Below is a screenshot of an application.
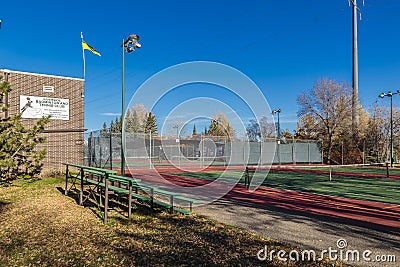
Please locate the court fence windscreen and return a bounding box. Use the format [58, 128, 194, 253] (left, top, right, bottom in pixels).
[84, 130, 323, 169]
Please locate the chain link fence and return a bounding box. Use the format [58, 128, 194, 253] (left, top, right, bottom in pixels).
[84, 130, 322, 169]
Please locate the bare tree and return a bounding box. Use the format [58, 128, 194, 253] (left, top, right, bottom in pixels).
[246, 116, 275, 142]
[246, 119, 260, 142]
[295, 114, 319, 140]
[297, 78, 352, 163]
[365, 103, 400, 163]
[259, 116, 275, 140]
[132, 103, 149, 133]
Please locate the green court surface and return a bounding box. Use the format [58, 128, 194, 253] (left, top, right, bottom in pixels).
[169, 169, 400, 205]
[307, 166, 400, 176]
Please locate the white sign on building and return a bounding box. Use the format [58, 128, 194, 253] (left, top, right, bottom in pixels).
[20, 95, 70, 120]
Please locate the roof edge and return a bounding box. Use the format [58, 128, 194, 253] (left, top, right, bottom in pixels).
[0, 69, 85, 81]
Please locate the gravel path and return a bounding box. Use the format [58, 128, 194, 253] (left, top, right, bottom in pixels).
[194, 199, 400, 267]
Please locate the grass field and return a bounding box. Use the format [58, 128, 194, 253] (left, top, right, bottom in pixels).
[169, 169, 400, 205]
[0, 177, 349, 266]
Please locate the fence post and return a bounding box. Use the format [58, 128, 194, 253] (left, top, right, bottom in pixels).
[292, 137, 296, 165]
[243, 142, 246, 167]
[178, 137, 181, 168]
[245, 166, 249, 188]
[321, 140, 324, 164]
[342, 141, 344, 165]
[92, 135, 96, 167]
[201, 134, 204, 169]
[363, 139, 366, 164]
[386, 162, 389, 178]
[277, 140, 281, 165]
[88, 134, 93, 167]
[99, 144, 102, 168]
[149, 131, 152, 169]
[109, 132, 113, 170]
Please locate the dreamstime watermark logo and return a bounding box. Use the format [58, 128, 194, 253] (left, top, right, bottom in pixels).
[123, 61, 275, 205]
[257, 238, 397, 263]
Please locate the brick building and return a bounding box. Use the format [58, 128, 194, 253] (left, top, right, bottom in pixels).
[0, 69, 85, 171]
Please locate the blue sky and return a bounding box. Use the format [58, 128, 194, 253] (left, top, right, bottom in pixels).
[1, 0, 399, 135]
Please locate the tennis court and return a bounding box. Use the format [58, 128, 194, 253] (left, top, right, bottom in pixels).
[166, 165, 400, 205]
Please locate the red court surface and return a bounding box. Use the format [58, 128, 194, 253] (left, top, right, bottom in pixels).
[128, 166, 400, 232]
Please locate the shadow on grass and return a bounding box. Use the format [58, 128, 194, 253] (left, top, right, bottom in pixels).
[57, 186, 163, 222]
[0, 201, 6, 216]
[53, 185, 352, 266]
[109, 213, 288, 266]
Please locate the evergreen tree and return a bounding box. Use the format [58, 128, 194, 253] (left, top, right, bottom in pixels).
[100, 122, 109, 137]
[110, 121, 116, 133]
[101, 104, 149, 134]
[208, 119, 220, 136]
[144, 112, 158, 135]
[125, 108, 135, 132]
[132, 109, 141, 132]
[0, 76, 50, 184]
[0, 76, 11, 112]
[116, 116, 122, 133]
[112, 116, 122, 133]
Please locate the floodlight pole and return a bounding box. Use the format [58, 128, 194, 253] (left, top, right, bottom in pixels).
[121, 38, 126, 176]
[390, 95, 393, 167]
[173, 124, 179, 139]
[120, 34, 141, 176]
[379, 90, 400, 167]
[277, 111, 280, 140]
[271, 109, 281, 140]
[272, 109, 281, 165]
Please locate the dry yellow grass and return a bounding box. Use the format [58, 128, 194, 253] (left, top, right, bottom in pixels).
[0, 177, 349, 267]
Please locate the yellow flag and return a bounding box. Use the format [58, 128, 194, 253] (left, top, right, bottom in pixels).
[82, 40, 101, 56]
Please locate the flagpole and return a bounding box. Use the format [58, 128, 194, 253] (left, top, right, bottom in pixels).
[81, 32, 86, 80]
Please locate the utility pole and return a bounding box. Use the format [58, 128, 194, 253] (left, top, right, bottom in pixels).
[349, 0, 364, 135]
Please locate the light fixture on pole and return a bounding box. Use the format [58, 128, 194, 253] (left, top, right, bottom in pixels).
[378, 90, 400, 167]
[121, 34, 141, 176]
[271, 109, 281, 140]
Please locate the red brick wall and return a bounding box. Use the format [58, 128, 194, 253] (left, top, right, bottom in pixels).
[1, 70, 85, 171]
